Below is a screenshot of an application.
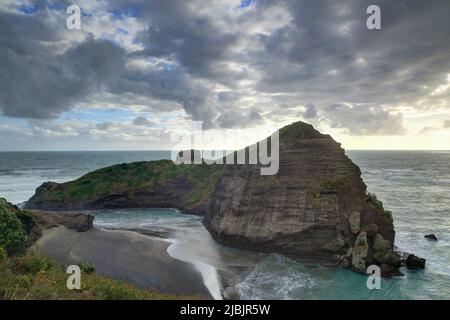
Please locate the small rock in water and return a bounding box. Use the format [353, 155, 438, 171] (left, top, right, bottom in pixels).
[424, 234, 438, 241]
[406, 254, 426, 269]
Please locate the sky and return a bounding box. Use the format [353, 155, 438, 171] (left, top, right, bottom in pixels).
[0, 0, 449, 151]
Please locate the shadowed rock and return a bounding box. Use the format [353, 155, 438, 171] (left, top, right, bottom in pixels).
[425, 234, 438, 241]
[406, 254, 426, 269]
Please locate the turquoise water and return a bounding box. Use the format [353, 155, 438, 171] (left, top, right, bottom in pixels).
[90, 207, 450, 300]
[1, 151, 449, 299]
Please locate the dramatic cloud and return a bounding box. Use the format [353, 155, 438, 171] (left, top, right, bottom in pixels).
[303, 104, 317, 119]
[0, 0, 450, 151]
[322, 104, 406, 135]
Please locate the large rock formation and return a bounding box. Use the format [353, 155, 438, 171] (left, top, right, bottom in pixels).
[204, 121, 398, 272]
[26, 121, 410, 275]
[25, 161, 224, 215]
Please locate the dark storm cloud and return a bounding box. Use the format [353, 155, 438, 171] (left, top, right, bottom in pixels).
[0, 5, 217, 126]
[0, 23, 126, 119]
[0, 0, 449, 134]
[217, 108, 263, 128]
[111, 0, 238, 79]
[254, 0, 450, 107]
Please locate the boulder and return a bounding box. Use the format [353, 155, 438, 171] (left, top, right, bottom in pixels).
[384, 250, 402, 268]
[35, 212, 94, 232]
[348, 211, 361, 234]
[424, 234, 438, 241]
[373, 250, 387, 264]
[373, 233, 391, 252]
[352, 232, 369, 273]
[380, 263, 404, 278]
[406, 254, 426, 269]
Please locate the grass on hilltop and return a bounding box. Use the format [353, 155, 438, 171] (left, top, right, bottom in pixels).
[45, 160, 224, 205]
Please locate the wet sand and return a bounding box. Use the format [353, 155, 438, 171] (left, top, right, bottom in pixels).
[32, 226, 212, 298]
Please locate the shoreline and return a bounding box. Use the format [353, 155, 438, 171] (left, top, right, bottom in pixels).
[31, 226, 214, 299]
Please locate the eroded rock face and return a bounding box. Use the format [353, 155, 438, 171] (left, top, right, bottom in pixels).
[204, 121, 396, 269]
[352, 232, 369, 273]
[35, 212, 94, 232]
[349, 211, 361, 234]
[373, 234, 391, 252]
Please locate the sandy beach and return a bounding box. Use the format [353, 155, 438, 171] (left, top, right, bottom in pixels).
[31, 226, 212, 298]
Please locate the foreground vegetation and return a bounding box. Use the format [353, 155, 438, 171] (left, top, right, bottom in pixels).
[0, 254, 199, 300]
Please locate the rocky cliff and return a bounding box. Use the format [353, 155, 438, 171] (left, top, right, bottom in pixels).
[204, 122, 400, 275]
[25, 160, 224, 215]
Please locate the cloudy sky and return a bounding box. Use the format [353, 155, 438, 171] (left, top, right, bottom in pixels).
[0, 0, 449, 151]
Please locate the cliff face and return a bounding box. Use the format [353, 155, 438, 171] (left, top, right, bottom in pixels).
[204, 122, 398, 273]
[25, 161, 224, 215]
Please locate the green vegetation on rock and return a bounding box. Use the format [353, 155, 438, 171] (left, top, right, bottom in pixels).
[46, 160, 224, 204]
[0, 199, 27, 253]
[279, 121, 321, 142]
[367, 193, 393, 223]
[0, 246, 7, 262]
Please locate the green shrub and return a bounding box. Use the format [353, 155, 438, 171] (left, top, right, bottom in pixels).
[15, 210, 37, 234]
[0, 254, 203, 300]
[14, 254, 52, 275]
[0, 246, 7, 262]
[80, 262, 96, 274]
[367, 193, 393, 223]
[0, 199, 27, 253]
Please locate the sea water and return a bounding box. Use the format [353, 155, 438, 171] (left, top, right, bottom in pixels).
[1, 150, 449, 299]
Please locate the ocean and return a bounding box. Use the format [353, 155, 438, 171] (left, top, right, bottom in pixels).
[1, 150, 449, 299]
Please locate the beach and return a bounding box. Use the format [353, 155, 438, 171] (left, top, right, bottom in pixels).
[31, 226, 212, 298]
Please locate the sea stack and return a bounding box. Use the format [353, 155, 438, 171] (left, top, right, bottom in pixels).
[204, 121, 398, 274]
